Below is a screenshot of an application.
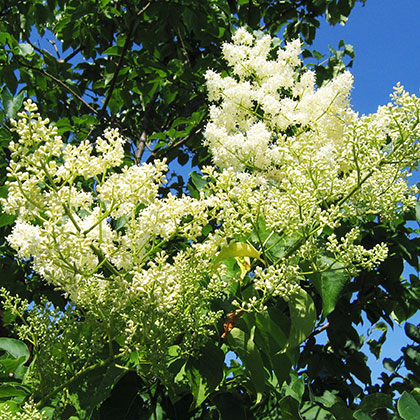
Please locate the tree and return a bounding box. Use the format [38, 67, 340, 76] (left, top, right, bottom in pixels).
[0, 0, 358, 301]
[2, 1, 420, 419]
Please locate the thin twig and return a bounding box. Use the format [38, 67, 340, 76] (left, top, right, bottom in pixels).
[48, 39, 62, 61]
[176, 27, 191, 67]
[99, 32, 133, 118]
[135, 129, 148, 164]
[149, 126, 202, 162]
[14, 56, 98, 115]
[35, 352, 124, 408]
[311, 322, 330, 336]
[64, 46, 82, 62]
[134, 91, 158, 164]
[99, 2, 151, 118]
[137, 1, 151, 16]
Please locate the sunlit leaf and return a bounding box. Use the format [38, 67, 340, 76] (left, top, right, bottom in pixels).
[398, 392, 420, 420]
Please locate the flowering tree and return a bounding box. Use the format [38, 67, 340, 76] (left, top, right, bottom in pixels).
[1, 26, 420, 418]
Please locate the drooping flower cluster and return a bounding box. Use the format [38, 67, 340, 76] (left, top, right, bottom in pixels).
[204, 28, 420, 248]
[1, 101, 226, 369]
[2, 28, 420, 374]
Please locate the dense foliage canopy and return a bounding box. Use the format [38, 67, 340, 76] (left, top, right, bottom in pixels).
[1, 1, 420, 419]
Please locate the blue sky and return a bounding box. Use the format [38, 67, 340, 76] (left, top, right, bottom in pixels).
[313, 0, 420, 115]
[312, 0, 420, 383]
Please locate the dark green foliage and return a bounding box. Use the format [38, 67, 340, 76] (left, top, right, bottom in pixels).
[3, 1, 420, 419]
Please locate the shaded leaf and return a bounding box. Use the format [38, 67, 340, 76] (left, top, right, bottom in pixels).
[359, 393, 394, 413]
[405, 323, 420, 344]
[353, 410, 373, 420]
[288, 289, 316, 348]
[310, 257, 349, 315]
[186, 343, 224, 407]
[228, 325, 267, 399]
[0, 338, 30, 363]
[278, 395, 302, 420]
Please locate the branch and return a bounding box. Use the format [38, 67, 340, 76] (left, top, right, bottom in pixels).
[48, 39, 62, 61]
[63, 46, 82, 63]
[99, 2, 151, 118]
[311, 322, 330, 337]
[176, 27, 191, 68]
[221, 310, 244, 339]
[148, 125, 203, 163]
[135, 129, 148, 164]
[134, 91, 158, 164]
[14, 56, 98, 115]
[26, 40, 57, 62]
[260, 1, 301, 31]
[136, 1, 151, 16]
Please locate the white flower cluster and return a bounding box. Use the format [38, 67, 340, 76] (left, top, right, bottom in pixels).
[0, 401, 47, 420]
[205, 29, 419, 226]
[203, 28, 420, 277]
[327, 228, 389, 274]
[254, 264, 301, 298]
[205, 27, 354, 173]
[2, 29, 420, 371]
[1, 101, 224, 366]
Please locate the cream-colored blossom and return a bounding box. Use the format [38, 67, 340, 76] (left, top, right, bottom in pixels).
[3, 29, 420, 379]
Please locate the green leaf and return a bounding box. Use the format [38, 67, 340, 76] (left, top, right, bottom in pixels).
[103, 45, 121, 56]
[254, 311, 288, 353]
[186, 343, 224, 407]
[0, 338, 30, 363]
[398, 392, 420, 420]
[228, 325, 267, 399]
[405, 323, 420, 344]
[1, 90, 25, 119]
[383, 357, 400, 373]
[0, 213, 16, 227]
[359, 393, 394, 414]
[0, 356, 27, 377]
[288, 289, 316, 348]
[415, 201, 420, 224]
[0, 383, 30, 398]
[84, 365, 126, 417]
[367, 322, 388, 360]
[252, 311, 292, 384]
[1, 65, 18, 95]
[17, 43, 34, 57]
[283, 372, 305, 403]
[353, 410, 373, 420]
[0, 400, 19, 415]
[313, 391, 354, 420]
[188, 171, 207, 194]
[310, 258, 349, 316]
[213, 392, 249, 420]
[213, 241, 264, 270]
